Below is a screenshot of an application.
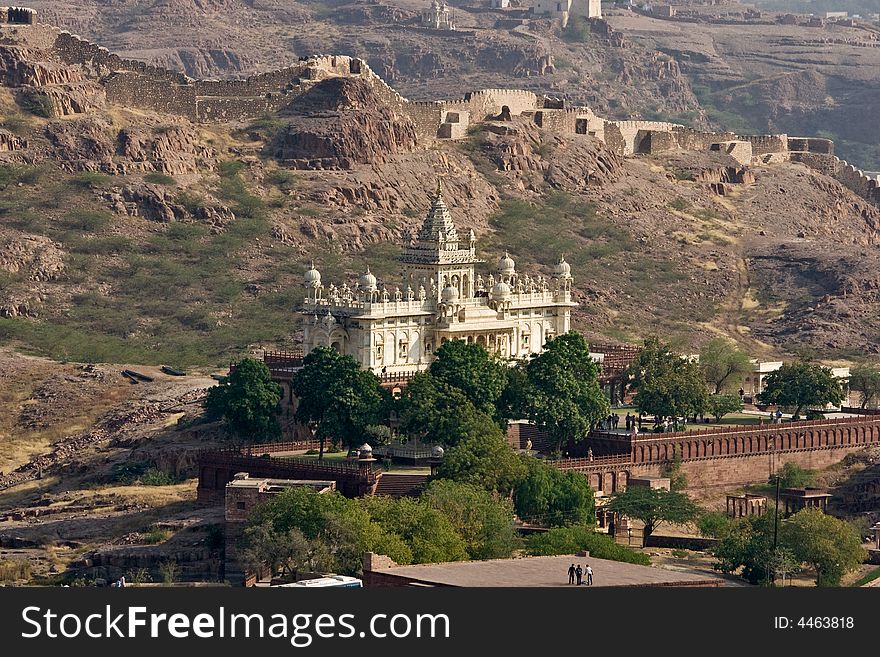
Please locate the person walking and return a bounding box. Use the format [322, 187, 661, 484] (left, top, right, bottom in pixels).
[575, 564, 583, 586]
[586, 564, 593, 586]
[568, 563, 576, 585]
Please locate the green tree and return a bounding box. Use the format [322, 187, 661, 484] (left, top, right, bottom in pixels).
[428, 340, 509, 423]
[518, 332, 610, 453]
[292, 347, 389, 459]
[363, 496, 469, 564]
[757, 361, 844, 420]
[849, 364, 880, 409]
[514, 457, 595, 527]
[706, 394, 744, 422]
[712, 513, 776, 585]
[699, 338, 752, 394]
[524, 524, 650, 565]
[249, 487, 411, 576]
[628, 336, 708, 424]
[606, 486, 701, 538]
[782, 509, 866, 587]
[436, 430, 527, 495]
[422, 479, 520, 560]
[398, 373, 493, 447]
[775, 462, 814, 489]
[204, 358, 281, 440]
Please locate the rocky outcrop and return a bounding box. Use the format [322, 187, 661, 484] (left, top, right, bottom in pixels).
[102, 185, 235, 227]
[268, 77, 418, 170]
[0, 233, 65, 282]
[0, 129, 26, 152]
[116, 126, 215, 175]
[478, 119, 623, 191]
[20, 81, 106, 116]
[0, 45, 82, 87]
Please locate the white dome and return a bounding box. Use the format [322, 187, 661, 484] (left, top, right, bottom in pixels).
[499, 252, 516, 276]
[441, 285, 460, 303]
[554, 255, 571, 278]
[304, 262, 321, 288]
[490, 281, 512, 301]
[359, 267, 377, 290]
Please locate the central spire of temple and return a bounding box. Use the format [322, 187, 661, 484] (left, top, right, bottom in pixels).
[415, 178, 458, 247]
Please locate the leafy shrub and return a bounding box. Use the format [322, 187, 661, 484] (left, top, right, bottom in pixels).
[69, 171, 112, 189]
[265, 169, 297, 190]
[144, 526, 171, 544]
[141, 468, 176, 486]
[19, 91, 55, 118]
[525, 524, 651, 565]
[63, 209, 112, 232]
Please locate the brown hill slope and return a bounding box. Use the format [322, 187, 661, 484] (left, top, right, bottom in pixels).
[0, 25, 879, 367]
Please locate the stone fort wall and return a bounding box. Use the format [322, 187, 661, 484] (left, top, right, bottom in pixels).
[6, 17, 879, 206]
[554, 416, 880, 494]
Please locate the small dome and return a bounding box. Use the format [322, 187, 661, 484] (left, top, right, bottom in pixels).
[441, 285, 460, 304]
[490, 281, 512, 301]
[358, 443, 373, 459]
[431, 445, 445, 459]
[304, 261, 321, 288]
[359, 267, 377, 291]
[554, 255, 572, 278]
[498, 252, 516, 276]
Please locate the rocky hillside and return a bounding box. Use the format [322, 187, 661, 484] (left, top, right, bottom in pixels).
[1, 22, 879, 368]
[606, 10, 880, 171]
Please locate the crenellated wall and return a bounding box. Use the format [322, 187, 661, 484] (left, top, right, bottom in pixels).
[6, 17, 878, 206]
[789, 152, 880, 205]
[552, 416, 880, 494]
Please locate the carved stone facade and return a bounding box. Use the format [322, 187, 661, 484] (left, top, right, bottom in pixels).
[421, 0, 455, 30]
[302, 182, 576, 375]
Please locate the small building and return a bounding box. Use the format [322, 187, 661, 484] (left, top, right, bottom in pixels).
[653, 5, 675, 18]
[421, 0, 455, 30]
[531, 0, 601, 27]
[225, 473, 335, 522]
[628, 475, 671, 491]
[778, 487, 832, 518]
[490, 0, 510, 8]
[726, 493, 767, 518]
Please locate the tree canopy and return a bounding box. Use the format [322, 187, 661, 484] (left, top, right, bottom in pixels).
[756, 361, 844, 419]
[706, 394, 744, 423]
[514, 457, 595, 527]
[204, 357, 281, 441]
[628, 336, 708, 422]
[398, 372, 494, 447]
[606, 486, 701, 538]
[515, 332, 610, 453]
[422, 479, 520, 560]
[525, 524, 650, 565]
[435, 428, 527, 495]
[291, 346, 389, 458]
[782, 509, 866, 587]
[699, 338, 752, 394]
[849, 364, 880, 409]
[712, 508, 865, 586]
[428, 340, 509, 423]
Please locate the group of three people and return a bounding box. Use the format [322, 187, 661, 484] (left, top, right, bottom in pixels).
[567, 563, 593, 586]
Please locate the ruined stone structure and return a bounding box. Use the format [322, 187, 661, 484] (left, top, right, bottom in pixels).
[552, 415, 880, 495]
[302, 182, 576, 375]
[421, 0, 456, 30]
[3, 16, 877, 208]
[532, 0, 602, 26]
[0, 6, 36, 24]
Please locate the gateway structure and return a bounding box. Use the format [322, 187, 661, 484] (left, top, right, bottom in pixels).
[302, 183, 576, 375]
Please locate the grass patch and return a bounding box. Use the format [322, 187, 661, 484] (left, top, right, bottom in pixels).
[144, 526, 171, 544]
[68, 171, 113, 190]
[62, 209, 113, 232]
[144, 172, 177, 186]
[851, 565, 880, 587]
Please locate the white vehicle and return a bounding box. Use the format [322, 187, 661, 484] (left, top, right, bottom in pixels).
[276, 576, 363, 588]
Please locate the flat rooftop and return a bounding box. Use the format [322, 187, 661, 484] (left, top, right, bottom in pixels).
[368, 554, 726, 588]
